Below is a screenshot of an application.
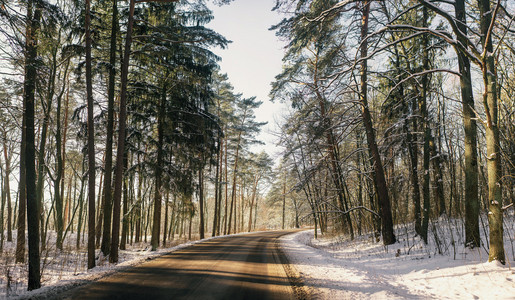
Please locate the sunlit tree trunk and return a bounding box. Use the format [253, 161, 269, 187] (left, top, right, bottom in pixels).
[478, 0, 505, 264]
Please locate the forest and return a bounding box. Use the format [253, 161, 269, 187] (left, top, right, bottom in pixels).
[0, 0, 514, 293]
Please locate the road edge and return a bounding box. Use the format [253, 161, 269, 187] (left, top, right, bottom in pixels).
[275, 237, 311, 300]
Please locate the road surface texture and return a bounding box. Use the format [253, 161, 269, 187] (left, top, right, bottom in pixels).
[60, 231, 305, 300]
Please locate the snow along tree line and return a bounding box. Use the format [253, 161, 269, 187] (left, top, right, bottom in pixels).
[0, 0, 279, 290]
[270, 0, 514, 265]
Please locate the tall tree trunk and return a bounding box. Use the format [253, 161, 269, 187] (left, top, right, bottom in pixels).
[120, 165, 128, 250]
[359, 1, 395, 245]
[16, 93, 26, 263]
[35, 89, 51, 251]
[282, 176, 286, 230]
[76, 158, 86, 249]
[54, 62, 66, 250]
[163, 191, 169, 246]
[212, 137, 221, 237]
[420, 6, 431, 244]
[111, 0, 135, 263]
[478, 0, 505, 264]
[227, 132, 242, 235]
[101, 0, 119, 257]
[199, 165, 205, 239]
[135, 156, 142, 243]
[454, 0, 480, 248]
[248, 174, 259, 232]
[24, 0, 42, 289]
[3, 139, 13, 242]
[1, 166, 4, 251]
[430, 135, 445, 216]
[85, 0, 96, 270]
[223, 136, 229, 235]
[95, 169, 104, 247]
[151, 87, 166, 250]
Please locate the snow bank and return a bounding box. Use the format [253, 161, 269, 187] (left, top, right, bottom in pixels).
[281, 226, 515, 299]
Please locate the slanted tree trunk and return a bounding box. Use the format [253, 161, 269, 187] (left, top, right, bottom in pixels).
[359, 0, 395, 245]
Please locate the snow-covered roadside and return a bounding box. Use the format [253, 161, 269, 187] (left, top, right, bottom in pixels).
[280, 229, 515, 299]
[3, 231, 260, 300]
[4, 238, 206, 300]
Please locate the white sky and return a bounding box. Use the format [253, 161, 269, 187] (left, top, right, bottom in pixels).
[206, 0, 288, 158]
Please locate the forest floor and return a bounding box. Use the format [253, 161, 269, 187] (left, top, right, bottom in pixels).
[280, 211, 515, 299]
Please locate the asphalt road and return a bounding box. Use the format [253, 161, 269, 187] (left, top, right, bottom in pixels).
[61, 231, 298, 300]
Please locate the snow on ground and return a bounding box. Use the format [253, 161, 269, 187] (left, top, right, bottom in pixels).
[0, 232, 228, 300]
[281, 214, 515, 299]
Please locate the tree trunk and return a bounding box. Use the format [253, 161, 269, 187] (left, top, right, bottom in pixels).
[454, 0, 480, 248]
[420, 6, 431, 245]
[3, 139, 13, 242]
[54, 63, 66, 250]
[359, 1, 395, 245]
[151, 86, 166, 250]
[478, 0, 505, 264]
[223, 136, 229, 235]
[120, 169, 128, 250]
[227, 132, 242, 235]
[163, 191, 169, 246]
[199, 165, 205, 239]
[101, 0, 119, 257]
[248, 174, 259, 232]
[76, 158, 86, 249]
[282, 175, 286, 230]
[110, 0, 135, 263]
[212, 136, 222, 237]
[85, 0, 96, 270]
[16, 97, 27, 263]
[24, 0, 42, 289]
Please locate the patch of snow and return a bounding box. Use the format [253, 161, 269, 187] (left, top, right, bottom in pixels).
[281, 214, 515, 299]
